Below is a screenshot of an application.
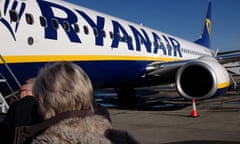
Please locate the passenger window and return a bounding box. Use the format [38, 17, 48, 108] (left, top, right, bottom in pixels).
[63, 21, 70, 31]
[129, 36, 132, 42]
[52, 18, 59, 29]
[93, 27, 98, 37]
[25, 13, 34, 25]
[109, 31, 113, 39]
[102, 30, 106, 38]
[83, 25, 89, 35]
[74, 23, 80, 33]
[40, 16, 47, 27]
[9, 10, 18, 22]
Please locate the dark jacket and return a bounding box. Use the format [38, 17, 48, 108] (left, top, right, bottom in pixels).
[13, 110, 138, 144]
[2, 96, 41, 144]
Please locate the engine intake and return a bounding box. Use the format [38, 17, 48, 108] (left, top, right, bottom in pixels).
[176, 57, 230, 100]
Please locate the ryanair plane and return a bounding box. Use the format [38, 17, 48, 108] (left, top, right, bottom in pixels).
[0, 0, 239, 101]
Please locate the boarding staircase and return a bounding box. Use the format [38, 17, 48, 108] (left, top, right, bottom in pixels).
[0, 55, 21, 114]
[0, 78, 9, 113]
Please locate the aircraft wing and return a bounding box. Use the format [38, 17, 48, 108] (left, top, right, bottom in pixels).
[147, 50, 240, 77]
[216, 50, 240, 64]
[146, 60, 190, 77]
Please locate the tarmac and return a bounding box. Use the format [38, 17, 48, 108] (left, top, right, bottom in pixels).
[95, 87, 240, 144]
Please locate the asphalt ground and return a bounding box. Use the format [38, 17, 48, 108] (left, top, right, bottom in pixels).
[95, 87, 240, 144]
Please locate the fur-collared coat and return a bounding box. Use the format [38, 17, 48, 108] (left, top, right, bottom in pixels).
[30, 114, 139, 144]
[31, 115, 112, 144]
[14, 110, 138, 144]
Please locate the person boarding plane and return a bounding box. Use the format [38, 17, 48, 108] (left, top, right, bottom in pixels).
[0, 0, 239, 106]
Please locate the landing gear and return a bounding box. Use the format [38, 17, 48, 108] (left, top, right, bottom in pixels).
[116, 87, 136, 103]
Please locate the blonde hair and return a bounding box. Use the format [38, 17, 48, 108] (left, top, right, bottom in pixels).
[33, 62, 94, 119]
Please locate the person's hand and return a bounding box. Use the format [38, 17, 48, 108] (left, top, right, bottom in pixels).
[19, 89, 34, 99]
[19, 83, 34, 99]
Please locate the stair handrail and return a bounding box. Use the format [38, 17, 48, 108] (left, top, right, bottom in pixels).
[0, 54, 21, 89]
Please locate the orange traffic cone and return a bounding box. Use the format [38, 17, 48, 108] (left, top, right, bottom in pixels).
[191, 98, 199, 117]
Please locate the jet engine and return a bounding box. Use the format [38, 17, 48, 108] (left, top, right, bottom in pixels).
[176, 57, 230, 100]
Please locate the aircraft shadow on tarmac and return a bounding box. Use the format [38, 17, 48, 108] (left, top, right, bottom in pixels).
[94, 88, 190, 111]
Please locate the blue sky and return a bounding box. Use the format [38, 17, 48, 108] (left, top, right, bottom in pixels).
[65, 0, 240, 52]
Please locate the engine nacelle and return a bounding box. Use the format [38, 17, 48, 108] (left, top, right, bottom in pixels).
[176, 57, 230, 100]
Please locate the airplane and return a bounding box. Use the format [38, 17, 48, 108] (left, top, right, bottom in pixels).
[223, 60, 240, 89]
[0, 0, 240, 104]
[224, 61, 240, 75]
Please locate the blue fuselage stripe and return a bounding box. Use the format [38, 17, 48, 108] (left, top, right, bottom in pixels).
[0, 61, 151, 91]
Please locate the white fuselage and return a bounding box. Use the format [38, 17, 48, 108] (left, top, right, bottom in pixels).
[0, 0, 212, 64]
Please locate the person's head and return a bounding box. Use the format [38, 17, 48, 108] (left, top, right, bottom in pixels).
[19, 78, 35, 99]
[33, 62, 94, 120]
